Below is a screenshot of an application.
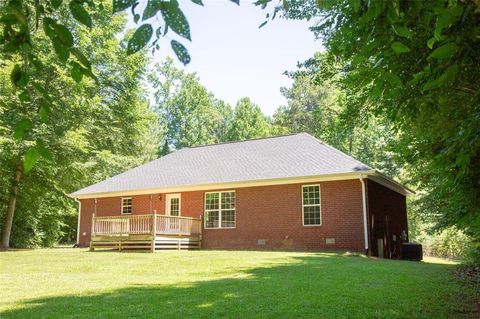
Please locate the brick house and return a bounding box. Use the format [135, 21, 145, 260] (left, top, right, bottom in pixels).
[71, 133, 412, 257]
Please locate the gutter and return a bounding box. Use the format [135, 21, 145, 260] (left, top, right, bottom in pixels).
[359, 175, 369, 256]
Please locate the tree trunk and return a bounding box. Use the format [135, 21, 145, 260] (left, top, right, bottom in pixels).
[1, 164, 23, 249]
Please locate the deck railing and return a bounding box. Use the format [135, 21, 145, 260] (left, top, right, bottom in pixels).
[92, 214, 202, 236]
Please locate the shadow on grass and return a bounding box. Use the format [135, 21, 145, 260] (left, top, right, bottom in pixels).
[2, 255, 469, 319]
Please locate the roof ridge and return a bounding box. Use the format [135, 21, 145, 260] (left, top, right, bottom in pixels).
[178, 133, 304, 150]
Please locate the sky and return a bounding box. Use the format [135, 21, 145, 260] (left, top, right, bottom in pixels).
[150, 1, 322, 116]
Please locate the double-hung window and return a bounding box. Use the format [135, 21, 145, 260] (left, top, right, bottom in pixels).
[205, 191, 235, 228]
[121, 197, 132, 215]
[302, 185, 321, 226]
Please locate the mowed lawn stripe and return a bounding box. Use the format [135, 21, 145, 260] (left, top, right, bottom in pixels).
[0, 249, 470, 318]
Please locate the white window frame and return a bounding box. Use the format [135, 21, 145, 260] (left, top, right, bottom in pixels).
[121, 197, 132, 215]
[165, 193, 181, 216]
[302, 184, 322, 226]
[204, 190, 236, 229]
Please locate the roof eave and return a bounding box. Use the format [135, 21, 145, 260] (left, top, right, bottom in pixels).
[70, 171, 375, 199]
[363, 170, 415, 196]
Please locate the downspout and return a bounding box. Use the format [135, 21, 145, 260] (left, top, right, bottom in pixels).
[359, 175, 369, 256]
[74, 198, 81, 246]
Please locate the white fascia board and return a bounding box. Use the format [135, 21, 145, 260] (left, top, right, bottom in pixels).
[71, 171, 376, 199]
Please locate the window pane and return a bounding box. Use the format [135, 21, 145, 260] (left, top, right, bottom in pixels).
[122, 198, 132, 214]
[205, 193, 219, 210]
[303, 205, 321, 225]
[206, 211, 219, 228]
[205, 192, 236, 228]
[221, 209, 235, 228]
[170, 198, 179, 216]
[303, 186, 320, 205]
[221, 192, 235, 210]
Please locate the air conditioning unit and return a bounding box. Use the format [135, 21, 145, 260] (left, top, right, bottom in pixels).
[401, 243, 423, 261]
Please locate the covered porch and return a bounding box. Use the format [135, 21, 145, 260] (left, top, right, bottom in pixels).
[90, 214, 202, 252]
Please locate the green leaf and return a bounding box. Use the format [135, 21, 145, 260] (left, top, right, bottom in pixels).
[18, 90, 30, 102]
[52, 37, 70, 63]
[428, 42, 459, 60]
[171, 40, 191, 65]
[13, 119, 32, 140]
[259, 20, 268, 28]
[0, 14, 18, 25]
[36, 139, 53, 160]
[24, 147, 40, 173]
[133, 13, 140, 23]
[53, 23, 74, 47]
[71, 47, 91, 69]
[69, 1, 92, 28]
[143, 0, 161, 21]
[434, 6, 464, 39]
[10, 64, 22, 86]
[79, 65, 99, 83]
[422, 78, 441, 92]
[51, 0, 63, 9]
[127, 24, 153, 55]
[391, 41, 411, 54]
[33, 83, 53, 103]
[392, 25, 411, 38]
[384, 72, 403, 88]
[359, 1, 383, 26]
[39, 101, 50, 122]
[43, 17, 56, 38]
[422, 64, 460, 91]
[160, 1, 191, 41]
[29, 54, 45, 71]
[230, 0, 240, 5]
[10, 65, 28, 88]
[191, 0, 203, 5]
[113, 0, 134, 13]
[71, 62, 83, 83]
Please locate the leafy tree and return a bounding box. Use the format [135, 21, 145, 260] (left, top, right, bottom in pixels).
[227, 97, 271, 141]
[0, 4, 159, 248]
[274, 55, 401, 177]
[268, 0, 480, 259]
[150, 59, 233, 151]
[1, 0, 239, 171]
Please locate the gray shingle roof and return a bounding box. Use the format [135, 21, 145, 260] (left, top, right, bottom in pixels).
[71, 133, 373, 197]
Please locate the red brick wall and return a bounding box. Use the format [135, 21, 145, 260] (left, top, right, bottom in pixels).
[367, 179, 408, 258]
[78, 179, 366, 251]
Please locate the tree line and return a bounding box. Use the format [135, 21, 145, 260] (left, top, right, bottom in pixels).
[1, 0, 478, 262]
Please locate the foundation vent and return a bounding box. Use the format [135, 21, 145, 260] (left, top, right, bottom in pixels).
[325, 238, 335, 245]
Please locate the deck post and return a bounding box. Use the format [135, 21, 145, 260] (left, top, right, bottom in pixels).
[199, 214, 203, 249]
[151, 213, 157, 253]
[89, 213, 96, 251]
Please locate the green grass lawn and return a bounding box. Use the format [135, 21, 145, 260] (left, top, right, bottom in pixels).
[0, 249, 475, 318]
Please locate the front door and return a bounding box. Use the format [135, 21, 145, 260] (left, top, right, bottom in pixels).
[166, 194, 181, 216]
[165, 194, 181, 232]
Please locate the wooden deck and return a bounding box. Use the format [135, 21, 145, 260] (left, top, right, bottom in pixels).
[89, 214, 202, 252]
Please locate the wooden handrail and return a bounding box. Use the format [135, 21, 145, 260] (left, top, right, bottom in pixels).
[92, 214, 201, 236]
[94, 213, 153, 219]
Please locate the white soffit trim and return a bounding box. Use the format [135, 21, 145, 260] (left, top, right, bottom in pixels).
[72, 171, 376, 199]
